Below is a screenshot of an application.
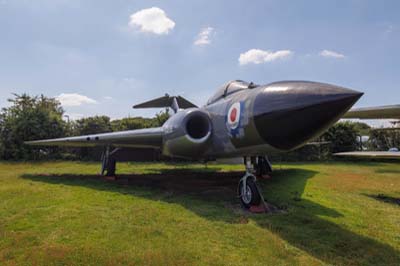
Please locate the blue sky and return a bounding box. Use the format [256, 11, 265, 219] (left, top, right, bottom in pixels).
[0, 0, 399, 122]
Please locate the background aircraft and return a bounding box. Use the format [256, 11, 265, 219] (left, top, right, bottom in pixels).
[26, 80, 397, 209]
[337, 105, 400, 160]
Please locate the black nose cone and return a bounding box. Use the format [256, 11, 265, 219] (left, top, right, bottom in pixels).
[253, 81, 363, 151]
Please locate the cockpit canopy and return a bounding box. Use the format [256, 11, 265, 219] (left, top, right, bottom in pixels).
[207, 80, 258, 105]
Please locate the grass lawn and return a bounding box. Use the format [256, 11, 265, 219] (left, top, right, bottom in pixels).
[0, 161, 399, 265]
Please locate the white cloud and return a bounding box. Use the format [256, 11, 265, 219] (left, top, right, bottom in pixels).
[194, 27, 214, 46]
[56, 93, 97, 107]
[103, 96, 113, 100]
[386, 25, 394, 34]
[319, 49, 345, 59]
[129, 7, 175, 35]
[239, 49, 293, 65]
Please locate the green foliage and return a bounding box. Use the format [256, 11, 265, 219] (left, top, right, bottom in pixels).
[0, 94, 66, 160]
[111, 117, 156, 131]
[322, 121, 360, 153]
[72, 116, 112, 135]
[154, 108, 170, 126]
[368, 129, 400, 151]
[110, 110, 170, 131]
[352, 121, 371, 135]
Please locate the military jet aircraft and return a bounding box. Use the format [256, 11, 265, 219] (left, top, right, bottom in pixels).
[27, 80, 390, 208]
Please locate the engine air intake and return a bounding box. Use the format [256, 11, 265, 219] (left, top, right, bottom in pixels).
[186, 113, 211, 140]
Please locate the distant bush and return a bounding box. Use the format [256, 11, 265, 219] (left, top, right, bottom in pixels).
[322, 121, 360, 153]
[368, 129, 400, 151]
[0, 94, 66, 160]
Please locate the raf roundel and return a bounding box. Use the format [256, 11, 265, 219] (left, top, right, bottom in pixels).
[230, 108, 237, 122]
[227, 102, 241, 129]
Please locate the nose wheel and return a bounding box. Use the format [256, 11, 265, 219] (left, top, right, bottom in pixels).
[238, 173, 261, 208]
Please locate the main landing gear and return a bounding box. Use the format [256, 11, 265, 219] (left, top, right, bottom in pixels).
[101, 146, 119, 177]
[238, 156, 272, 211]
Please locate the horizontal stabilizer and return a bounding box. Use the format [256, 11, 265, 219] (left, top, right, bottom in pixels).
[133, 94, 197, 111]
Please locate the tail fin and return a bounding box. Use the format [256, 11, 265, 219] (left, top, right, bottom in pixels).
[133, 94, 197, 113]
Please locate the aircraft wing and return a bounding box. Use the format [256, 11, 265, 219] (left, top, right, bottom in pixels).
[343, 105, 400, 119]
[334, 151, 400, 160]
[25, 127, 164, 148]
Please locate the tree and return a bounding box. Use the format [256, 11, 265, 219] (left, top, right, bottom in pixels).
[154, 109, 170, 126]
[111, 117, 155, 131]
[352, 121, 371, 136]
[72, 116, 112, 135]
[368, 129, 400, 151]
[111, 109, 170, 131]
[322, 121, 359, 153]
[0, 94, 66, 160]
[71, 116, 113, 160]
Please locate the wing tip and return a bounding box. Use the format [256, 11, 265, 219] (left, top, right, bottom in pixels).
[24, 140, 47, 146]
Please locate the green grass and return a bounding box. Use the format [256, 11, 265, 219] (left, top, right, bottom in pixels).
[0, 161, 399, 265]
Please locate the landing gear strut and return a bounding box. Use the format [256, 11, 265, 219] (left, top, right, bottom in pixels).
[101, 146, 119, 177]
[238, 156, 271, 211]
[254, 156, 272, 178]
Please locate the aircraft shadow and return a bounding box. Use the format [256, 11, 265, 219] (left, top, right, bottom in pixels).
[22, 168, 400, 265]
[364, 193, 400, 206]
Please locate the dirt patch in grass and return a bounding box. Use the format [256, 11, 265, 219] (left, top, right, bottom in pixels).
[324, 172, 369, 192]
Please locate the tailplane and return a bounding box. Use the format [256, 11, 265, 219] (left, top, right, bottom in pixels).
[133, 94, 197, 113]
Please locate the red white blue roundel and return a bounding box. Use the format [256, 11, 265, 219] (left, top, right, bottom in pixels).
[227, 102, 241, 129]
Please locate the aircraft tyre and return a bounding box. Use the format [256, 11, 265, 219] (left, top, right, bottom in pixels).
[239, 178, 261, 208]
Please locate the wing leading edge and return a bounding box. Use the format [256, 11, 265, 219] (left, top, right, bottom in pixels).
[343, 105, 400, 119]
[25, 127, 164, 149]
[334, 151, 400, 160]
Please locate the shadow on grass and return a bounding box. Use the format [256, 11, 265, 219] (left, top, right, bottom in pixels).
[375, 168, 400, 174]
[364, 193, 400, 206]
[22, 167, 400, 265]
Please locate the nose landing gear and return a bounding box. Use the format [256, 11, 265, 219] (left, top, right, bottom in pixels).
[238, 156, 272, 212]
[238, 172, 261, 208]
